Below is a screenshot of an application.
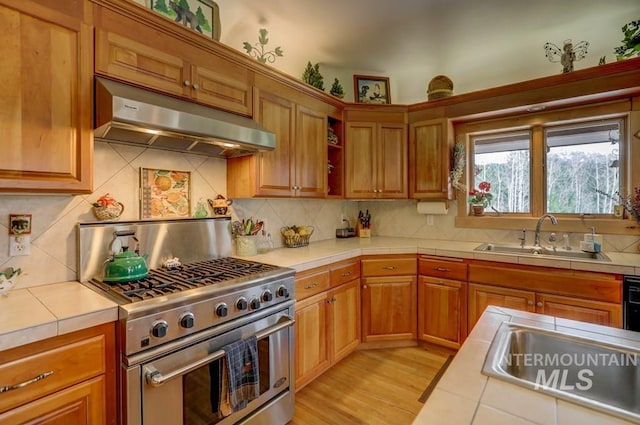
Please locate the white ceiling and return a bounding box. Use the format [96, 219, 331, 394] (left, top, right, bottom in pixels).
[215, 0, 639, 104]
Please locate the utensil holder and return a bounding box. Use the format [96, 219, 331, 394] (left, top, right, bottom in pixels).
[236, 235, 258, 256]
[356, 223, 371, 238]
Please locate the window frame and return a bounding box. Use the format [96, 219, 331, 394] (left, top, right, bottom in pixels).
[454, 100, 639, 235]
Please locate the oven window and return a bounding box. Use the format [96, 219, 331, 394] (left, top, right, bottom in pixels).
[183, 338, 271, 424]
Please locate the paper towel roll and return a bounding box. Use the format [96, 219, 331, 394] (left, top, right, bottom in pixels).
[417, 201, 448, 215]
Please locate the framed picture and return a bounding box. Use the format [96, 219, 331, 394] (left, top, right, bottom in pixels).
[150, 0, 221, 41]
[140, 168, 191, 219]
[353, 75, 391, 104]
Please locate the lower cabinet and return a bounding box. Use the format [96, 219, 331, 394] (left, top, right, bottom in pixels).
[294, 260, 361, 390]
[418, 276, 467, 349]
[0, 323, 116, 425]
[468, 283, 622, 329]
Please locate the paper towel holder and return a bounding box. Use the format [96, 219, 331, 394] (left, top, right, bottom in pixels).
[416, 200, 450, 215]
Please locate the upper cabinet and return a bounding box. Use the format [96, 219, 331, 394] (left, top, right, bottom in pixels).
[345, 108, 408, 199]
[409, 118, 453, 200]
[227, 76, 328, 198]
[0, 0, 93, 193]
[94, 5, 252, 116]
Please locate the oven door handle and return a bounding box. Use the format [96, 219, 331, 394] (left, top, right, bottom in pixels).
[145, 315, 295, 387]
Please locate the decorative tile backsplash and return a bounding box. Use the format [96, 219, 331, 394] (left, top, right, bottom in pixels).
[0, 142, 638, 289]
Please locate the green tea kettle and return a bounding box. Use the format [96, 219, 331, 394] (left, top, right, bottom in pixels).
[103, 234, 149, 283]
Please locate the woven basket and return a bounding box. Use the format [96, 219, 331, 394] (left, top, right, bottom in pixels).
[427, 75, 454, 100]
[280, 226, 314, 248]
[92, 203, 124, 221]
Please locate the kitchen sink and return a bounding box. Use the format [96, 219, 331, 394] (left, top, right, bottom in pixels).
[482, 322, 640, 423]
[474, 243, 611, 261]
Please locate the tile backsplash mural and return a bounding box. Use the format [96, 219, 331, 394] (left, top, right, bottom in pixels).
[1, 142, 638, 289]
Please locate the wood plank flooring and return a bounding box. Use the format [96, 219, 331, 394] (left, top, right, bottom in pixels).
[289, 345, 454, 425]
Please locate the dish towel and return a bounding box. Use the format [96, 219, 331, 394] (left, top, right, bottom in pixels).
[217, 336, 260, 416]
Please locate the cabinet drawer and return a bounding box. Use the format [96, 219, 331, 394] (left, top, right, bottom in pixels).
[295, 269, 331, 301]
[362, 257, 417, 277]
[330, 261, 360, 287]
[419, 257, 467, 281]
[0, 335, 106, 414]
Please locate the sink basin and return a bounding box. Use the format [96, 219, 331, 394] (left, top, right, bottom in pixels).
[482, 322, 640, 422]
[474, 243, 611, 261]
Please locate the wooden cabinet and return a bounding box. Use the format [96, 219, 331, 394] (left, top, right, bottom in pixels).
[468, 261, 623, 329]
[94, 6, 252, 115]
[409, 118, 454, 200]
[345, 121, 407, 199]
[327, 116, 345, 198]
[361, 255, 417, 342]
[418, 256, 468, 349]
[0, 323, 116, 425]
[294, 259, 361, 390]
[228, 80, 327, 198]
[0, 0, 93, 193]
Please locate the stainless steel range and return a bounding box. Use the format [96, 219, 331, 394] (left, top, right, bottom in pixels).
[77, 218, 295, 425]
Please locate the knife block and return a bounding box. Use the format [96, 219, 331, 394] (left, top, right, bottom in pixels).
[356, 223, 371, 238]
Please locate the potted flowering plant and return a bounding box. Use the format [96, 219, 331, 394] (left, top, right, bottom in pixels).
[468, 181, 493, 215]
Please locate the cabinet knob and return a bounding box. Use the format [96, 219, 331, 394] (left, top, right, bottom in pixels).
[382, 266, 397, 270]
[183, 80, 191, 87]
[536, 301, 543, 307]
[192, 83, 199, 90]
[527, 301, 534, 306]
[304, 282, 319, 289]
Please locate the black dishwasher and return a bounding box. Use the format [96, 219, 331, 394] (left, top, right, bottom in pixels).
[623, 275, 640, 331]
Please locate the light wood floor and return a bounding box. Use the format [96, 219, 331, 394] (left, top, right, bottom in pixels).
[289, 344, 454, 425]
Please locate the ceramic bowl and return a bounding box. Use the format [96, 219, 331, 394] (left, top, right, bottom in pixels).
[0, 268, 22, 296]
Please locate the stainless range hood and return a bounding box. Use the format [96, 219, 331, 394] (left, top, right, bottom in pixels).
[94, 77, 275, 158]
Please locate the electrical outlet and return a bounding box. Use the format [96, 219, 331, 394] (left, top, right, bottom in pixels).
[10, 235, 31, 256]
[426, 215, 434, 226]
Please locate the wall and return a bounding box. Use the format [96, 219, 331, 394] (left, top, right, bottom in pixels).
[1, 143, 638, 290]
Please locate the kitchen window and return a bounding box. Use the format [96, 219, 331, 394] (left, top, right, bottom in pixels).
[456, 100, 637, 234]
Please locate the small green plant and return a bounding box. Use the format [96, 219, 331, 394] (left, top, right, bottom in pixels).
[614, 19, 640, 60]
[329, 78, 344, 98]
[243, 29, 283, 64]
[302, 62, 325, 91]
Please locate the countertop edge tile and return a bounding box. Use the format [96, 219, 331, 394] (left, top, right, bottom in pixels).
[0, 322, 58, 352]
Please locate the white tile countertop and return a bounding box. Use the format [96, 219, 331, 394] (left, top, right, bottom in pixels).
[1, 236, 637, 353]
[412, 306, 640, 425]
[246, 236, 640, 275]
[0, 281, 117, 352]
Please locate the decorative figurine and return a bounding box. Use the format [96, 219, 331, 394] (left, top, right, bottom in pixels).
[243, 28, 283, 64]
[544, 39, 589, 73]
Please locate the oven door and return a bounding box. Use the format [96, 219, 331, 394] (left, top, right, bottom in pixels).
[132, 305, 294, 425]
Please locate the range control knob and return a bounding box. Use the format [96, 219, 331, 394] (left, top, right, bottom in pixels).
[236, 297, 248, 311]
[151, 320, 169, 338]
[215, 303, 228, 317]
[277, 286, 289, 298]
[250, 298, 261, 310]
[262, 290, 273, 302]
[179, 312, 195, 329]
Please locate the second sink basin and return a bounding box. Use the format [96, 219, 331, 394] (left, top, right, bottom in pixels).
[482, 322, 640, 423]
[474, 243, 611, 261]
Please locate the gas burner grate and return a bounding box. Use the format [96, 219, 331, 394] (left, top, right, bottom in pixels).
[91, 257, 280, 302]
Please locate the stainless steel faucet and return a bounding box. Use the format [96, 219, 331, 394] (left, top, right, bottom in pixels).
[534, 214, 558, 247]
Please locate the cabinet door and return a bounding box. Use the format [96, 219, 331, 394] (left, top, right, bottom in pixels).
[295, 105, 327, 197]
[0, 376, 105, 425]
[418, 276, 466, 349]
[191, 61, 252, 115]
[409, 119, 452, 199]
[0, 2, 92, 193]
[328, 279, 361, 363]
[468, 283, 535, 330]
[294, 293, 330, 390]
[95, 29, 188, 98]
[536, 293, 622, 328]
[253, 90, 296, 197]
[377, 123, 408, 198]
[345, 122, 377, 198]
[362, 276, 417, 342]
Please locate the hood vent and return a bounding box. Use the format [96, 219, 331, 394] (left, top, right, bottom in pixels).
[94, 77, 275, 158]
